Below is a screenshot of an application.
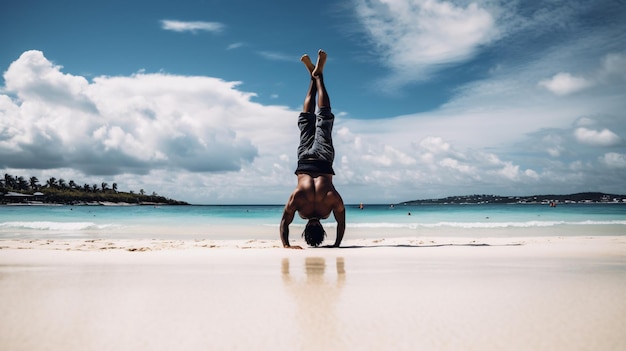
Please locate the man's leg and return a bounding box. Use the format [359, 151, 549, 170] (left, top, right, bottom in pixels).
[301, 54, 317, 114]
[311, 50, 335, 164]
[297, 50, 334, 164]
[312, 50, 330, 110]
[297, 54, 317, 160]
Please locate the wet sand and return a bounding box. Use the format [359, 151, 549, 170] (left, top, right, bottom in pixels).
[1, 236, 625, 351]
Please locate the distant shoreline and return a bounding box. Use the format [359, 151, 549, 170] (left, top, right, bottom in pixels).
[1, 190, 188, 206]
[399, 192, 625, 205]
[0, 201, 179, 207]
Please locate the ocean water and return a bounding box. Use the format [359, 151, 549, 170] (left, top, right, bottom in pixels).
[1, 203, 625, 240]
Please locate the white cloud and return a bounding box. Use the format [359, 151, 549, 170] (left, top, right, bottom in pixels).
[3, 50, 96, 113]
[574, 127, 621, 147]
[160, 20, 224, 33]
[439, 157, 474, 174]
[257, 51, 295, 62]
[600, 152, 626, 169]
[0, 50, 294, 177]
[538, 52, 626, 97]
[524, 169, 539, 180]
[353, 0, 498, 84]
[362, 145, 416, 167]
[546, 147, 561, 157]
[227, 42, 244, 50]
[497, 162, 520, 180]
[538, 72, 593, 96]
[418, 136, 450, 153]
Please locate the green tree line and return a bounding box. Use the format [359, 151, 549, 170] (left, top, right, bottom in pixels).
[1, 173, 187, 205]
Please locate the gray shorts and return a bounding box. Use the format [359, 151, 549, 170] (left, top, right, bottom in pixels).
[295, 107, 335, 175]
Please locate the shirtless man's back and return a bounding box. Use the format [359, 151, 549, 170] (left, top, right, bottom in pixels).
[280, 50, 345, 249]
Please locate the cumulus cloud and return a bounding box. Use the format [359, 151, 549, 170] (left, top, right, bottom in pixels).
[353, 0, 498, 84]
[405, 135, 537, 184]
[0, 50, 294, 176]
[3, 50, 97, 113]
[574, 127, 621, 147]
[160, 20, 224, 33]
[362, 145, 416, 167]
[538, 72, 593, 96]
[600, 152, 626, 169]
[418, 136, 451, 154]
[538, 52, 626, 97]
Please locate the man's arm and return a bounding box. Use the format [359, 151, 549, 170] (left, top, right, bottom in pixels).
[331, 200, 346, 247]
[280, 200, 302, 249]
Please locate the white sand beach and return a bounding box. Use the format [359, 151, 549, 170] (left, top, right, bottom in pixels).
[1, 236, 625, 351]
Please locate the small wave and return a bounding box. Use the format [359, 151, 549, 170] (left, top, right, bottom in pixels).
[0, 221, 115, 231]
[347, 220, 626, 229]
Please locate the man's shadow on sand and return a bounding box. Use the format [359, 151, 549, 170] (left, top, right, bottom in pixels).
[315, 242, 523, 249]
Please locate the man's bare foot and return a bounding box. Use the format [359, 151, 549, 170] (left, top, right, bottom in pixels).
[300, 54, 315, 76]
[312, 49, 327, 77]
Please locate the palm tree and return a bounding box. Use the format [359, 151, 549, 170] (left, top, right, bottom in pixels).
[112, 183, 118, 193]
[92, 184, 98, 193]
[16, 176, 28, 190]
[29, 177, 40, 190]
[101, 182, 109, 192]
[46, 177, 57, 189]
[4, 173, 14, 189]
[58, 179, 66, 189]
[83, 184, 90, 192]
[68, 180, 77, 190]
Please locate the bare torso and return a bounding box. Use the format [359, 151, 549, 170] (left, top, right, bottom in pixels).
[290, 173, 341, 219]
[280, 172, 345, 248]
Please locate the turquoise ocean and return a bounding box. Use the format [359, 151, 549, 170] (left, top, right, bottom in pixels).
[1, 203, 625, 240]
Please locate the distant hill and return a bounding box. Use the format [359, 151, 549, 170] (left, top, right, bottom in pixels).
[400, 192, 626, 205]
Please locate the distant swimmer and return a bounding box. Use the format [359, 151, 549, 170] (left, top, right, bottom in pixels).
[280, 50, 346, 249]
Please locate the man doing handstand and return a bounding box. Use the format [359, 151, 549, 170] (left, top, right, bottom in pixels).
[280, 49, 346, 249]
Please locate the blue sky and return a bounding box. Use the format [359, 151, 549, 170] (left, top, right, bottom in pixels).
[1, 0, 625, 204]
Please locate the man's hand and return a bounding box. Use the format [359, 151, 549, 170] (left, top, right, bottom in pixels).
[280, 201, 296, 248]
[332, 201, 346, 248]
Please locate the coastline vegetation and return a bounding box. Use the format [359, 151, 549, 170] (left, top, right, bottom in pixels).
[400, 193, 626, 205]
[0, 173, 188, 205]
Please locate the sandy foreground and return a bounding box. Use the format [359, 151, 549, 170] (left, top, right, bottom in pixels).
[1, 236, 625, 351]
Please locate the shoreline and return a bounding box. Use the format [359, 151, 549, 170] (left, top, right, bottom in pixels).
[1, 235, 625, 252]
